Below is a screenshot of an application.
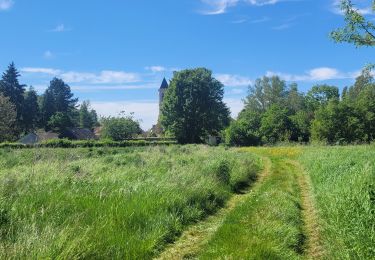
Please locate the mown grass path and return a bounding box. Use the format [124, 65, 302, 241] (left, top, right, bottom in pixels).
[289, 159, 324, 259]
[157, 148, 324, 259]
[155, 157, 271, 260]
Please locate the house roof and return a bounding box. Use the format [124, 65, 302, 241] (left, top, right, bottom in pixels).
[160, 78, 169, 89]
[63, 128, 96, 140]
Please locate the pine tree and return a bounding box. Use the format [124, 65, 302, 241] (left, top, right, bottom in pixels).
[0, 62, 26, 133]
[50, 78, 78, 114]
[23, 86, 40, 132]
[79, 101, 95, 129]
[41, 78, 78, 131]
[41, 88, 55, 130]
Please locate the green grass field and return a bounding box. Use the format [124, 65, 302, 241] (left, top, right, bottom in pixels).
[0, 145, 374, 259]
[0, 146, 260, 259]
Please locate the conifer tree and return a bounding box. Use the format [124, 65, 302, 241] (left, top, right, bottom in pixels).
[23, 86, 40, 132]
[0, 62, 26, 132]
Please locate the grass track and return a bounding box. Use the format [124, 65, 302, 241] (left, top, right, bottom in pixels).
[154, 147, 325, 260]
[156, 157, 271, 260]
[290, 160, 324, 259]
[195, 148, 312, 259]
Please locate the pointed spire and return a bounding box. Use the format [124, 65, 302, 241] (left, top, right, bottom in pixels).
[160, 78, 168, 89]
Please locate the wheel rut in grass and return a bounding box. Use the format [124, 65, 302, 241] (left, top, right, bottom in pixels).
[155, 156, 271, 260]
[288, 159, 325, 259]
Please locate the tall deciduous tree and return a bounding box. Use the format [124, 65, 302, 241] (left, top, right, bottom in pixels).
[0, 62, 25, 132]
[0, 95, 17, 142]
[244, 76, 288, 113]
[161, 68, 230, 144]
[331, 0, 375, 47]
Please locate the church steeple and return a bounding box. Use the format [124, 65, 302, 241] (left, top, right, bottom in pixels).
[160, 77, 168, 90]
[159, 78, 169, 113]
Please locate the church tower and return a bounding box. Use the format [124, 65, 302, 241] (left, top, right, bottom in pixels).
[159, 78, 169, 111]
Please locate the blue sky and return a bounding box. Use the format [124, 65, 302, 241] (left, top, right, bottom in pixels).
[0, 0, 374, 129]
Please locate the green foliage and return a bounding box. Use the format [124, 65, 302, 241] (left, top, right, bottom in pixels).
[228, 76, 309, 146]
[0, 146, 259, 259]
[23, 87, 40, 131]
[79, 101, 98, 129]
[244, 76, 289, 112]
[161, 68, 230, 144]
[41, 78, 78, 131]
[225, 109, 261, 146]
[298, 146, 375, 259]
[0, 62, 25, 133]
[0, 95, 17, 142]
[331, 0, 375, 47]
[101, 114, 142, 141]
[311, 68, 375, 144]
[0, 139, 177, 149]
[306, 84, 339, 110]
[227, 70, 375, 146]
[47, 112, 73, 132]
[260, 104, 295, 144]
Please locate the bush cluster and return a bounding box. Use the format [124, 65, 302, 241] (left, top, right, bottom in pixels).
[0, 139, 177, 149]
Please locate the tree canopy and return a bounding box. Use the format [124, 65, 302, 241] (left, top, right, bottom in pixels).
[0, 62, 26, 133]
[0, 95, 17, 142]
[101, 113, 142, 141]
[161, 68, 230, 144]
[331, 0, 375, 47]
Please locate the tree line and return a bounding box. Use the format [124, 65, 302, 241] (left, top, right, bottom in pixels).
[159, 67, 375, 146]
[0, 63, 99, 142]
[225, 67, 375, 145]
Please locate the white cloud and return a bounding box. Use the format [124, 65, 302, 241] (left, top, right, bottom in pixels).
[43, 50, 54, 59]
[70, 83, 157, 91]
[22, 67, 140, 84]
[145, 66, 180, 73]
[0, 0, 13, 10]
[61, 71, 140, 84]
[266, 67, 360, 81]
[50, 24, 71, 32]
[21, 67, 61, 75]
[215, 73, 253, 87]
[199, 0, 282, 15]
[224, 98, 245, 118]
[200, 0, 239, 15]
[145, 66, 166, 72]
[272, 23, 293, 30]
[90, 101, 159, 130]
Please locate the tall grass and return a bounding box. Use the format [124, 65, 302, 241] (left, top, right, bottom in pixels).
[199, 154, 305, 259]
[0, 145, 259, 259]
[298, 146, 375, 259]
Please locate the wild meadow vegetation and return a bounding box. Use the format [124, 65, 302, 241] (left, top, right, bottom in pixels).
[0, 145, 374, 259]
[0, 145, 260, 259]
[298, 146, 375, 259]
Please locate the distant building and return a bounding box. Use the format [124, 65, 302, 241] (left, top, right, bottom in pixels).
[19, 128, 96, 144]
[158, 77, 169, 113]
[149, 78, 169, 136]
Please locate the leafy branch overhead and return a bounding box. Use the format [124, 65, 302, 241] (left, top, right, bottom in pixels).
[331, 0, 375, 47]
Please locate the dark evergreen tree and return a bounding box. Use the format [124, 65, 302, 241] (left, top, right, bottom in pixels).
[41, 88, 55, 130]
[0, 62, 26, 132]
[49, 78, 78, 114]
[41, 78, 78, 131]
[23, 86, 40, 132]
